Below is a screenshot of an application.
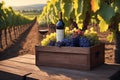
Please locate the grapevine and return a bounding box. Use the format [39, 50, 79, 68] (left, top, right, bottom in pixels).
[38, 0, 120, 49]
[0, 1, 34, 48]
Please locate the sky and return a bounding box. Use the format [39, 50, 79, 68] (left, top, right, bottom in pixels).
[0, 0, 47, 6]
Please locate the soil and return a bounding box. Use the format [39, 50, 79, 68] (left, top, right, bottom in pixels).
[0, 21, 116, 63]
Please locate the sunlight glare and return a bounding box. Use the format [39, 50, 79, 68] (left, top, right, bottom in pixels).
[0, 0, 47, 7]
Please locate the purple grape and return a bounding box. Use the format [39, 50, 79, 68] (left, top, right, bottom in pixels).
[48, 41, 56, 46]
[79, 36, 90, 47]
[70, 35, 80, 47]
[62, 38, 71, 46]
[56, 41, 65, 47]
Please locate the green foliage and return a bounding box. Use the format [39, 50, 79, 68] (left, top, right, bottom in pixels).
[47, 1, 57, 24]
[53, 0, 61, 16]
[97, 15, 108, 32]
[38, 0, 92, 27]
[5, 7, 13, 27]
[0, 16, 5, 29]
[91, 0, 100, 12]
[0, 1, 33, 30]
[38, 0, 120, 42]
[114, 0, 120, 13]
[73, 0, 84, 25]
[62, 0, 73, 21]
[99, 1, 115, 23]
[73, 0, 83, 19]
[107, 32, 115, 42]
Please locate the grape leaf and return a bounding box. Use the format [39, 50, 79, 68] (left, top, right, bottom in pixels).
[114, 0, 120, 13]
[107, 32, 114, 42]
[91, 0, 100, 12]
[73, 0, 83, 18]
[0, 16, 5, 29]
[99, 1, 115, 23]
[47, 1, 53, 13]
[60, 0, 73, 20]
[76, 0, 91, 28]
[53, 0, 61, 16]
[64, 1, 73, 20]
[73, 0, 84, 24]
[97, 15, 109, 32]
[70, 8, 75, 19]
[5, 8, 13, 26]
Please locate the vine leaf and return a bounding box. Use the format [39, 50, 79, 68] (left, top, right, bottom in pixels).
[64, 2, 73, 20]
[107, 32, 114, 42]
[91, 0, 100, 12]
[99, 1, 115, 23]
[114, 0, 120, 13]
[74, 0, 83, 17]
[61, 0, 73, 20]
[53, 0, 61, 16]
[97, 15, 108, 32]
[74, 0, 91, 26]
[97, 1, 115, 32]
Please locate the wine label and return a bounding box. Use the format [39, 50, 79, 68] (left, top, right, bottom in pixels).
[56, 29, 64, 42]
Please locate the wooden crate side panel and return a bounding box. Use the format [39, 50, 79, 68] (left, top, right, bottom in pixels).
[35, 43, 105, 70]
[35, 46, 90, 54]
[90, 43, 105, 69]
[36, 51, 90, 70]
[35, 49, 40, 66]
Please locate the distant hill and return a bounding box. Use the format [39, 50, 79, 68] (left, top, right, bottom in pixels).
[12, 4, 46, 11]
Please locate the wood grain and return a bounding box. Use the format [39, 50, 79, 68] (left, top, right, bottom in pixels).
[35, 43, 105, 70]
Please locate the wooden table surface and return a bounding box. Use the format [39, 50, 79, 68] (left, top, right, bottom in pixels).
[0, 54, 120, 80]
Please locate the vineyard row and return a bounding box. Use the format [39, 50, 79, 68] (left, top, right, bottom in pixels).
[0, 1, 36, 50]
[0, 20, 36, 50]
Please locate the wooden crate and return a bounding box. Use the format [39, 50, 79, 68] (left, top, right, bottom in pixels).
[35, 43, 105, 70]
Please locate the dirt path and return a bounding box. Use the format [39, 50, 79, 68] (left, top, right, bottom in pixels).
[20, 22, 39, 55]
[0, 21, 39, 60]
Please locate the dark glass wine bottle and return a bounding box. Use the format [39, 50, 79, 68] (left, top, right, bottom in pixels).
[56, 12, 65, 42]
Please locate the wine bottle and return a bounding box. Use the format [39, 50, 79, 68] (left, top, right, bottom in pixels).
[56, 12, 65, 42]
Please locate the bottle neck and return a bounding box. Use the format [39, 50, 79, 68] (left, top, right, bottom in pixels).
[59, 12, 62, 20]
[56, 12, 65, 29]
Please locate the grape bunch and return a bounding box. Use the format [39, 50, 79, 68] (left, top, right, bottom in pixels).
[79, 36, 90, 47]
[55, 38, 71, 47]
[55, 41, 65, 47]
[41, 27, 99, 47]
[62, 38, 71, 46]
[48, 40, 56, 46]
[70, 32, 80, 47]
